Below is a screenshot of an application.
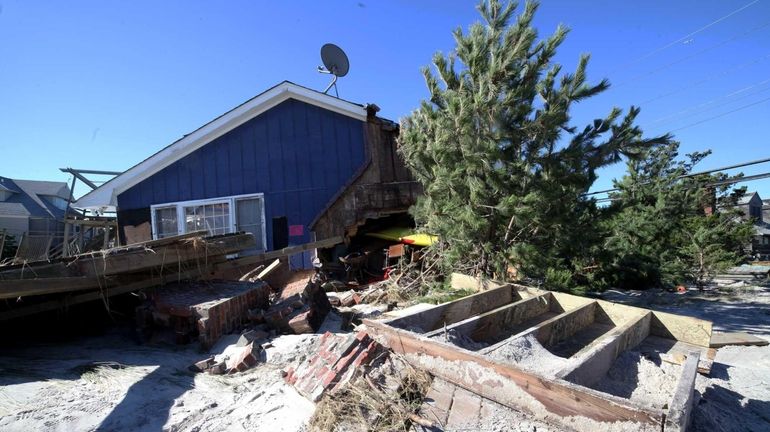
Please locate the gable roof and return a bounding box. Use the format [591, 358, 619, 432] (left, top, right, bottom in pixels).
[737, 191, 762, 205]
[0, 176, 71, 219]
[75, 81, 369, 210]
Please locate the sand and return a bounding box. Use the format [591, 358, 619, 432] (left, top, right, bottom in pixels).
[0, 329, 320, 432]
[591, 350, 681, 409]
[0, 284, 768, 431]
[600, 283, 770, 431]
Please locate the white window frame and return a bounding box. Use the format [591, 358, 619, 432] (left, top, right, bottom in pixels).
[150, 193, 267, 251]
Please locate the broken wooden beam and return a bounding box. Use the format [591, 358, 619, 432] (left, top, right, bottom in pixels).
[0, 232, 253, 281]
[0, 265, 215, 321]
[214, 236, 344, 271]
[0, 275, 142, 300]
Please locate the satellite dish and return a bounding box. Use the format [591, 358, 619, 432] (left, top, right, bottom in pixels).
[321, 44, 349, 77]
[317, 43, 349, 97]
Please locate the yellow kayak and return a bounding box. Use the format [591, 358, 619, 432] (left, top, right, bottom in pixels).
[365, 227, 437, 246]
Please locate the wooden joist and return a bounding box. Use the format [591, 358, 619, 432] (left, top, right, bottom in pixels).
[424, 292, 552, 342]
[557, 312, 652, 386]
[531, 300, 597, 347]
[664, 351, 701, 432]
[364, 319, 664, 431]
[385, 284, 521, 333]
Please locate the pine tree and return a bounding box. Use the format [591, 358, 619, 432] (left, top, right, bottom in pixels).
[600, 142, 753, 289]
[399, 0, 669, 284]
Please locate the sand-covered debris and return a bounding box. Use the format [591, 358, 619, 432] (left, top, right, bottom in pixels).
[590, 350, 680, 409]
[484, 334, 570, 377]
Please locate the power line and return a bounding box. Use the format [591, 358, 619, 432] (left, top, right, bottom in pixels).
[615, 21, 770, 88]
[668, 94, 770, 132]
[594, 171, 770, 203]
[610, 0, 760, 74]
[639, 53, 770, 106]
[584, 156, 770, 197]
[647, 78, 770, 127]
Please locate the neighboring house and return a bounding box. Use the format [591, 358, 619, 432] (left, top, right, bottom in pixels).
[737, 191, 770, 258]
[75, 81, 419, 268]
[0, 176, 72, 240]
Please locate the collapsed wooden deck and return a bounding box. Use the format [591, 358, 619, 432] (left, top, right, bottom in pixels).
[0, 231, 256, 321]
[364, 276, 713, 431]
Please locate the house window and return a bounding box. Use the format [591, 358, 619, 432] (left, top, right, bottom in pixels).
[43, 195, 69, 210]
[153, 206, 179, 238]
[150, 193, 266, 251]
[184, 202, 230, 235]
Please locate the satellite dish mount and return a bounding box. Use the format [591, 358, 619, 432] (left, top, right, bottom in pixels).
[317, 43, 349, 98]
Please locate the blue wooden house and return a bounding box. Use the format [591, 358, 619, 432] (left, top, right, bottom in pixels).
[74, 81, 419, 268]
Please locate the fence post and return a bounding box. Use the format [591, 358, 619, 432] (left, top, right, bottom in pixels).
[63, 221, 70, 257]
[14, 232, 25, 260]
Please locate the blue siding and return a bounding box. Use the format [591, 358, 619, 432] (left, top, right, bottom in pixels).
[117, 98, 367, 262]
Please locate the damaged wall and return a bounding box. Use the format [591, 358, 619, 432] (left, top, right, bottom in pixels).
[312, 109, 421, 240]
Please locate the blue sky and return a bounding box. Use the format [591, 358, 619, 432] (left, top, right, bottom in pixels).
[1, 0, 769, 200]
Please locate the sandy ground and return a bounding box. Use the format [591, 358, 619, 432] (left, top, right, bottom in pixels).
[0, 312, 349, 432]
[600, 282, 770, 432]
[0, 281, 768, 432]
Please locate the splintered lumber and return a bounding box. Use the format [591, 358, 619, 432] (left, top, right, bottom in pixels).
[385, 284, 520, 332]
[664, 351, 701, 432]
[0, 276, 142, 300]
[710, 331, 769, 348]
[214, 236, 344, 271]
[364, 319, 664, 431]
[0, 265, 215, 321]
[255, 259, 282, 280]
[0, 232, 253, 282]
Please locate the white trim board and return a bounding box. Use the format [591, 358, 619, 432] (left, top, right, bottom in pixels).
[75, 81, 368, 210]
